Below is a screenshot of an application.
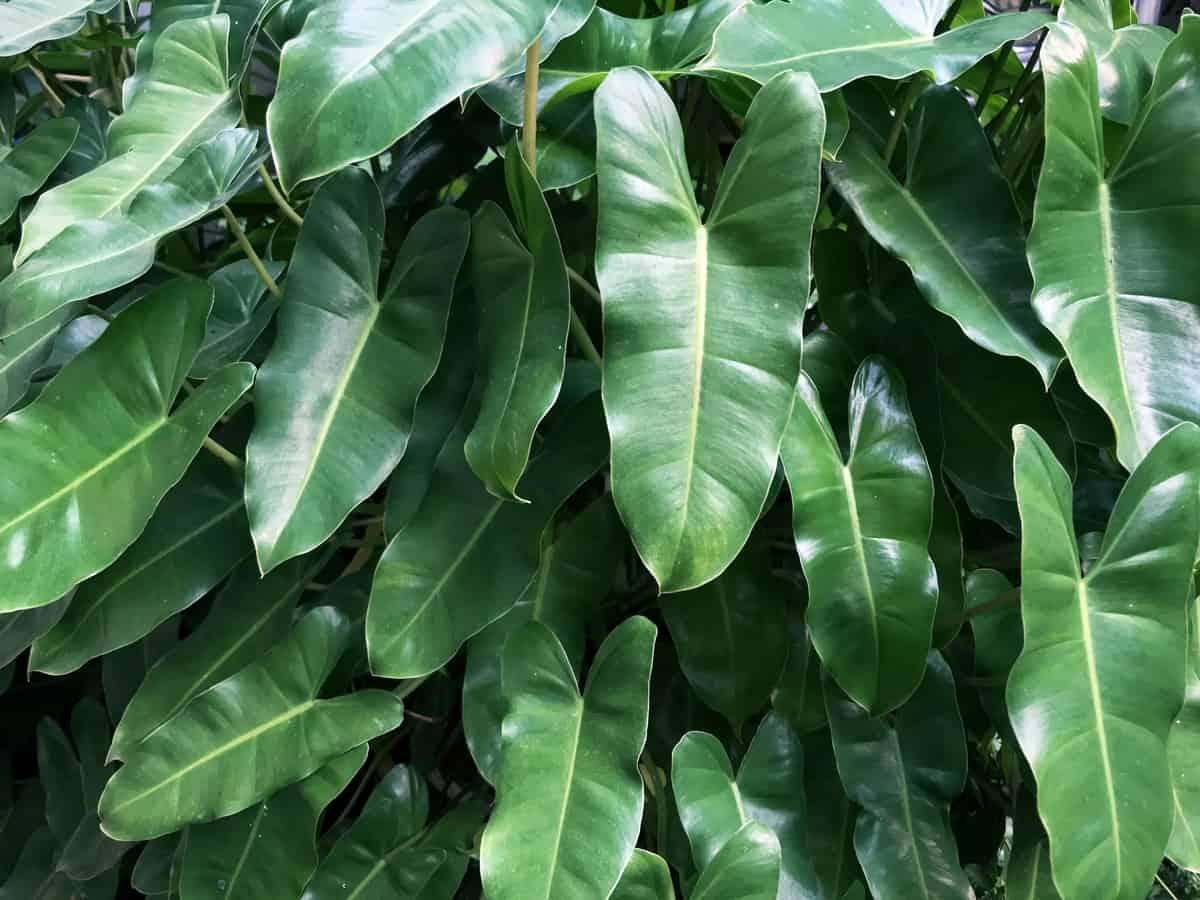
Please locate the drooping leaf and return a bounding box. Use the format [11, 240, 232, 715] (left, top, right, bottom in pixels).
[190, 259, 284, 379]
[781, 358, 937, 714]
[826, 652, 972, 900]
[660, 542, 789, 732]
[267, 0, 558, 191]
[698, 1, 1051, 91]
[245, 168, 468, 571]
[0, 0, 121, 56]
[595, 67, 822, 592]
[130, 834, 179, 896]
[0, 280, 253, 613]
[367, 393, 609, 679]
[771, 610, 827, 736]
[1028, 19, 1200, 471]
[803, 729, 861, 900]
[689, 822, 781, 900]
[99, 606, 405, 841]
[0, 119, 78, 224]
[465, 145, 568, 501]
[479, 617, 656, 900]
[0, 128, 262, 340]
[17, 16, 242, 262]
[612, 850, 675, 900]
[0, 307, 78, 416]
[1168, 595, 1200, 871]
[826, 86, 1060, 383]
[1006, 423, 1200, 899]
[0, 594, 71, 669]
[101, 617, 180, 727]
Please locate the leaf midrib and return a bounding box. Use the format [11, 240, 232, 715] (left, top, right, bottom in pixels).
[0, 0, 110, 50]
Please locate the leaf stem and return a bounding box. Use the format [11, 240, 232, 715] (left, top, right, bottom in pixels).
[882, 78, 923, 168]
[257, 163, 304, 227]
[522, 39, 542, 175]
[986, 29, 1046, 139]
[221, 205, 282, 298]
[570, 307, 603, 367]
[203, 437, 245, 471]
[567, 267, 602, 305]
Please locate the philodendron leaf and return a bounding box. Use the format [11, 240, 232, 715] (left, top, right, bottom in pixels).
[367, 393, 609, 679]
[466, 145, 569, 501]
[1028, 19, 1200, 471]
[612, 850, 675, 900]
[826, 652, 972, 900]
[267, 0, 558, 191]
[781, 358, 937, 714]
[0, 307, 79, 416]
[0, 280, 253, 614]
[0, 594, 71, 669]
[660, 542, 789, 732]
[672, 713, 817, 899]
[0, 119, 78, 224]
[99, 606, 405, 841]
[595, 67, 822, 592]
[1168, 596, 1200, 871]
[17, 15, 242, 263]
[181, 746, 365, 900]
[190, 259, 284, 379]
[1007, 423, 1200, 899]
[0, 128, 262, 340]
[245, 168, 468, 571]
[480, 617, 656, 900]
[698, 0, 1050, 90]
[1008, 792, 1062, 899]
[771, 610, 827, 737]
[0, 0, 121, 56]
[689, 822, 781, 900]
[804, 729, 861, 899]
[826, 86, 1060, 384]
[30, 451, 251, 676]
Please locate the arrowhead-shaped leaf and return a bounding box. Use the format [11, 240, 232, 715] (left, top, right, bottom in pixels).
[612, 850, 675, 900]
[190, 259, 283, 379]
[0, 0, 121, 56]
[689, 822, 781, 900]
[1168, 596, 1200, 871]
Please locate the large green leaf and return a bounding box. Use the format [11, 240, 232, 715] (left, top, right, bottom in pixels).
[689, 822, 781, 900]
[108, 555, 318, 761]
[0, 594, 70, 669]
[1028, 19, 1200, 471]
[698, 0, 1050, 90]
[803, 729, 861, 899]
[660, 542, 788, 732]
[367, 393, 609, 679]
[180, 747, 365, 900]
[0, 281, 253, 613]
[0, 0, 120, 56]
[0, 128, 262, 340]
[190, 259, 284, 379]
[612, 850, 675, 900]
[99, 606, 404, 841]
[672, 713, 816, 898]
[463, 494, 624, 784]
[1008, 793, 1062, 899]
[771, 610, 827, 737]
[594, 67, 822, 592]
[266, 0, 557, 191]
[1168, 595, 1200, 871]
[466, 147, 568, 501]
[826, 86, 1060, 383]
[826, 652, 972, 899]
[29, 452, 250, 675]
[0, 119, 78, 224]
[54, 96, 109, 184]
[781, 358, 937, 714]
[480, 618, 655, 900]
[1007, 423, 1200, 899]
[17, 16, 242, 263]
[245, 169, 468, 571]
[101, 618, 179, 728]
[0, 307, 78, 417]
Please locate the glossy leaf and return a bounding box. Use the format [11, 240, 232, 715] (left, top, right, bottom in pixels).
[781, 358, 937, 714]
[0, 308, 78, 417]
[689, 822, 781, 900]
[612, 850, 675, 900]
[0, 119, 78, 225]
[595, 67, 822, 592]
[803, 729, 861, 899]
[0, 280, 253, 613]
[267, 0, 558, 191]
[1008, 793, 1062, 900]
[1028, 19, 1200, 470]
[1007, 423, 1200, 899]
[245, 169, 468, 571]
[698, 1, 1051, 90]
[99, 606, 405, 841]
[190, 259, 284, 379]
[479, 617, 656, 900]
[0, 594, 71, 669]
[1168, 595, 1200, 871]
[826, 652, 972, 900]
[771, 611, 827, 737]
[0, 0, 121, 56]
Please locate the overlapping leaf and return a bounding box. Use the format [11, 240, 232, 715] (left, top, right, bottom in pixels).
[0, 119, 78, 224]
[0, 0, 121, 56]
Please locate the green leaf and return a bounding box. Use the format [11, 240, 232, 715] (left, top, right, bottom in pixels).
[499, 94, 598, 191]
[1168, 595, 1200, 871]
[0, 828, 58, 900]
[803, 729, 861, 899]
[479, 617, 656, 900]
[0, 307, 78, 416]
[698, 1, 1051, 91]
[0, 0, 121, 56]
[131, 834, 180, 896]
[0, 128, 262, 340]
[465, 147, 568, 501]
[17, 15, 242, 262]
[1008, 792, 1061, 899]
[967, 569, 1022, 742]
[689, 822, 781, 900]
[672, 713, 816, 898]
[0, 280, 253, 613]
[1007, 423, 1200, 899]
[0, 119, 78, 224]
[0, 594, 70, 668]
[29, 451, 250, 675]
[612, 850, 675, 900]
[1028, 19, 1200, 471]
[54, 96, 109, 184]
[463, 494, 624, 784]
[660, 542, 788, 732]
[594, 67, 822, 592]
[180, 746, 365, 900]
[771, 610, 827, 736]
[826, 652, 972, 900]
[108, 555, 318, 761]
[266, 0, 558, 191]
[781, 359, 937, 714]
[190, 259, 284, 379]
[98, 606, 405, 841]
[826, 86, 1060, 384]
[101, 617, 179, 727]
[367, 392, 609, 679]
[245, 169, 468, 571]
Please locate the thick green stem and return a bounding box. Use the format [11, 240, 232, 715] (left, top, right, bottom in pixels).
[257, 163, 304, 227]
[882, 79, 924, 168]
[986, 29, 1046, 139]
[567, 267, 602, 305]
[221, 205, 282, 298]
[522, 39, 541, 175]
[203, 437, 244, 471]
[570, 308, 603, 368]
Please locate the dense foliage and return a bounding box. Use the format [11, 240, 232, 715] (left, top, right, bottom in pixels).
[1, 1, 1198, 898]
